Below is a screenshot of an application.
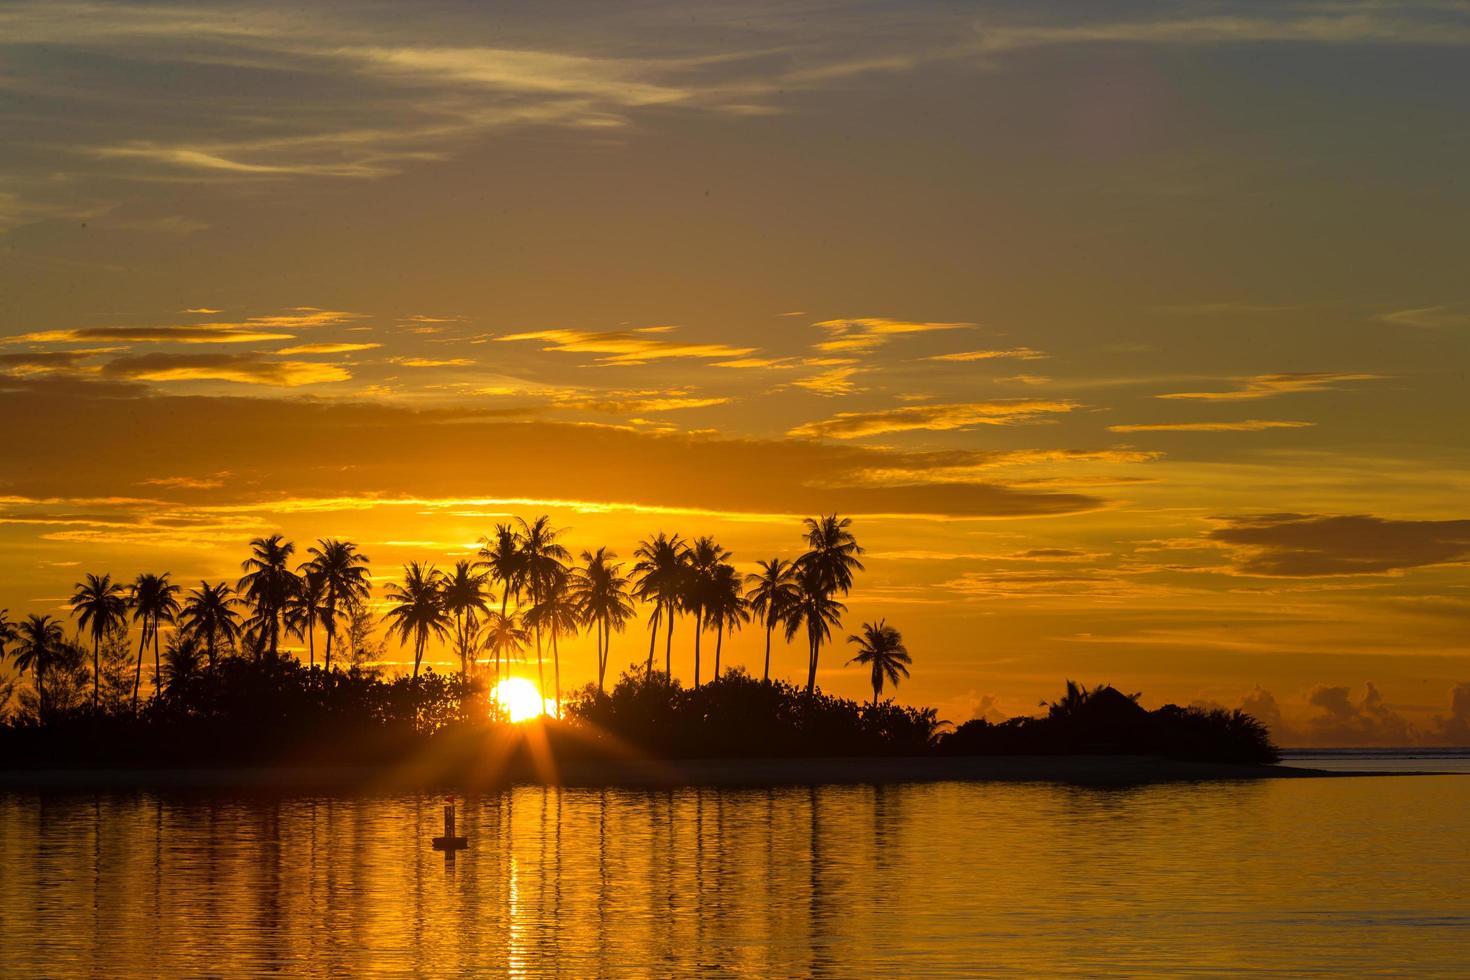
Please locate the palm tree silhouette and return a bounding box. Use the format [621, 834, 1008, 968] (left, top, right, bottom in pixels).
[785, 563, 846, 695]
[477, 611, 529, 686]
[11, 614, 63, 721]
[162, 632, 203, 693]
[381, 561, 449, 679]
[285, 569, 324, 667]
[129, 572, 180, 712]
[442, 559, 490, 677]
[300, 538, 371, 671]
[527, 566, 578, 713]
[69, 573, 128, 710]
[745, 557, 799, 683]
[705, 562, 748, 682]
[0, 610, 14, 668]
[515, 516, 570, 698]
[632, 532, 690, 682]
[685, 536, 731, 688]
[179, 581, 242, 668]
[795, 514, 865, 597]
[570, 547, 635, 695]
[846, 619, 911, 706]
[476, 523, 523, 685]
[238, 535, 296, 660]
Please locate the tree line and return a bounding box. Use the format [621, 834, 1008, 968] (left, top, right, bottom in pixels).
[0, 514, 918, 721]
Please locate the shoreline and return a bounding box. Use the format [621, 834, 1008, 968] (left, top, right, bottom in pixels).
[1, 754, 1458, 791]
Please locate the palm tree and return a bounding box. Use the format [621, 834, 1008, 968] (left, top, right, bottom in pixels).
[526, 566, 579, 714]
[284, 569, 323, 667]
[476, 523, 522, 685]
[477, 611, 529, 684]
[70, 573, 128, 710]
[846, 619, 911, 706]
[129, 572, 180, 712]
[11, 614, 63, 720]
[300, 538, 371, 671]
[179, 581, 242, 668]
[238, 535, 296, 660]
[785, 563, 847, 696]
[442, 559, 490, 676]
[745, 557, 799, 683]
[381, 561, 449, 679]
[570, 547, 635, 695]
[515, 515, 570, 697]
[162, 632, 203, 693]
[796, 514, 866, 597]
[684, 536, 731, 688]
[0, 610, 14, 665]
[705, 562, 748, 682]
[632, 532, 690, 681]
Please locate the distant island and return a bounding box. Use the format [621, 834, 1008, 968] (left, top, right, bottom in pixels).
[0, 512, 1282, 785]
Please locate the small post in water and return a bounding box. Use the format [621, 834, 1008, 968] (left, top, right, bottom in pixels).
[431, 797, 469, 858]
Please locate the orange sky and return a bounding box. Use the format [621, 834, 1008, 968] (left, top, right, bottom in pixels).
[2, 1, 1468, 744]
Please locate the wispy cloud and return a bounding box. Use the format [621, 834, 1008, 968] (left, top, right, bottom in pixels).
[496, 327, 755, 365]
[8, 326, 295, 345]
[1157, 372, 1379, 401]
[926, 347, 1047, 362]
[100, 353, 350, 387]
[790, 399, 1079, 439]
[1209, 513, 1470, 577]
[277, 342, 381, 354]
[391, 356, 475, 368]
[812, 317, 971, 353]
[1377, 305, 1470, 329]
[791, 366, 865, 396]
[1107, 419, 1313, 432]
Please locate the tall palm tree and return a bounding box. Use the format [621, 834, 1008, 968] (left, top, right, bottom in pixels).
[381, 561, 450, 679]
[846, 619, 911, 707]
[745, 557, 799, 683]
[477, 611, 529, 684]
[705, 562, 748, 682]
[515, 515, 570, 697]
[475, 524, 521, 686]
[162, 632, 203, 693]
[70, 572, 128, 710]
[238, 535, 296, 660]
[284, 569, 323, 667]
[11, 614, 63, 721]
[526, 566, 578, 714]
[632, 532, 690, 681]
[570, 547, 636, 695]
[0, 610, 14, 666]
[179, 581, 242, 668]
[684, 536, 731, 688]
[795, 514, 865, 597]
[442, 559, 490, 677]
[129, 572, 180, 712]
[300, 538, 371, 671]
[785, 563, 846, 696]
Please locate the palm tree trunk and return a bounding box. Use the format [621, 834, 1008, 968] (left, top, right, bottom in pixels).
[152, 627, 162, 697]
[498, 591, 509, 687]
[805, 629, 818, 695]
[552, 631, 561, 716]
[693, 608, 702, 688]
[457, 610, 467, 676]
[132, 621, 149, 713]
[597, 619, 607, 695]
[763, 624, 772, 683]
[663, 602, 674, 683]
[413, 631, 424, 678]
[206, 633, 216, 669]
[714, 624, 723, 681]
[37, 660, 45, 723]
[307, 622, 315, 669]
[646, 613, 657, 678]
[92, 634, 100, 711]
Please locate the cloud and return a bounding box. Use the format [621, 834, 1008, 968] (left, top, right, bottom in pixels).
[8, 326, 295, 345]
[0, 377, 1104, 519]
[1209, 513, 1470, 577]
[0, 351, 102, 374]
[552, 390, 731, 414]
[141, 473, 229, 490]
[812, 317, 971, 353]
[276, 342, 381, 354]
[1377, 305, 1470, 329]
[789, 400, 1079, 439]
[1301, 682, 1415, 747]
[1107, 420, 1314, 432]
[926, 348, 1047, 362]
[1435, 683, 1470, 744]
[496, 327, 755, 365]
[1156, 372, 1379, 401]
[791, 366, 865, 396]
[99, 353, 351, 387]
[391, 356, 475, 368]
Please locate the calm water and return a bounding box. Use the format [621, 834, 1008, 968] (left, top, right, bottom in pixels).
[2, 773, 1467, 978]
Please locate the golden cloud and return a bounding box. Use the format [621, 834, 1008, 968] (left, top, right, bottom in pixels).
[1156, 372, 1379, 401]
[811, 317, 971, 354]
[1107, 420, 1313, 432]
[1208, 513, 1470, 576]
[277, 342, 382, 354]
[496, 327, 755, 365]
[100, 353, 350, 387]
[790, 400, 1080, 439]
[8, 326, 295, 345]
[926, 347, 1048, 362]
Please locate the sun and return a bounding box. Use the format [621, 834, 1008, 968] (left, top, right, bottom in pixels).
[492, 677, 553, 723]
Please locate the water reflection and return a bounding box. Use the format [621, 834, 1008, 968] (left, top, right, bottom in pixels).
[1, 778, 1468, 977]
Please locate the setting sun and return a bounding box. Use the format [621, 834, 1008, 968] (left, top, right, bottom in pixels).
[492, 678, 553, 723]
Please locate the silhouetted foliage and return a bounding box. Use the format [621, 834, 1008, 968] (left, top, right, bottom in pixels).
[939, 680, 1279, 764]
